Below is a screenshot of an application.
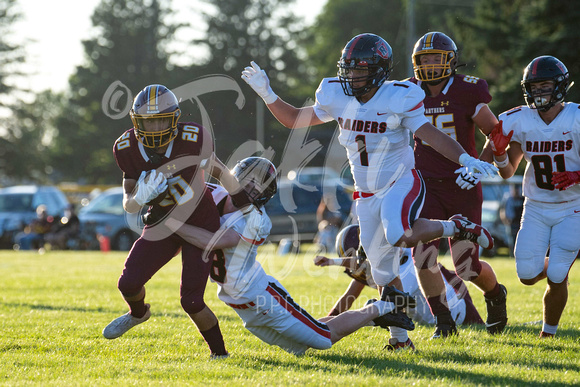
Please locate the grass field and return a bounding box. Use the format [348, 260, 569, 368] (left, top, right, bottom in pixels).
[1, 246, 579, 386]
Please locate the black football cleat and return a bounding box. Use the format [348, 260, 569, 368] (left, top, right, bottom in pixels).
[373, 309, 415, 331]
[380, 285, 417, 309]
[485, 284, 508, 334]
[432, 311, 458, 339]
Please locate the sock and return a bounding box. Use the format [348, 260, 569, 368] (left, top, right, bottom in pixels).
[542, 322, 558, 335]
[427, 295, 451, 317]
[200, 322, 228, 356]
[373, 300, 395, 316]
[440, 221, 456, 237]
[484, 283, 501, 299]
[127, 300, 147, 318]
[390, 326, 408, 343]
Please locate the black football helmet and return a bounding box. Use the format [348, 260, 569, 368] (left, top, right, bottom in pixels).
[412, 31, 458, 83]
[232, 157, 278, 207]
[337, 33, 393, 98]
[521, 56, 572, 112]
[130, 84, 181, 148]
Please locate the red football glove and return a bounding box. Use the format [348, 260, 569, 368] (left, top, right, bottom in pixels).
[489, 121, 513, 157]
[552, 171, 580, 190]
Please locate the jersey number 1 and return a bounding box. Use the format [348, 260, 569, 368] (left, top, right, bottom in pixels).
[355, 135, 369, 166]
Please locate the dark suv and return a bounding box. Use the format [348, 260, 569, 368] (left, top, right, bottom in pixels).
[264, 181, 353, 243]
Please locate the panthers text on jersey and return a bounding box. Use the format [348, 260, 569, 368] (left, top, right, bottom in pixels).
[207, 184, 273, 305]
[113, 122, 215, 228]
[411, 74, 492, 179]
[312, 77, 429, 193]
[499, 103, 580, 202]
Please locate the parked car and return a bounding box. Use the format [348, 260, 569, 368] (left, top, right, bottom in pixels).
[264, 180, 353, 243]
[78, 187, 142, 251]
[0, 185, 70, 249]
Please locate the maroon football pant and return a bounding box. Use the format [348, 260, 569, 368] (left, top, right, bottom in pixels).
[117, 189, 220, 315]
[118, 234, 215, 315]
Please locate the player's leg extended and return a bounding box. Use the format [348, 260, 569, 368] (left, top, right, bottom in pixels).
[326, 279, 366, 316]
[540, 205, 580, 336]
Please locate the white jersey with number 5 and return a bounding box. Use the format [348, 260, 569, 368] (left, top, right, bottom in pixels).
[312, 78, 428, 193]
[499, 103, 580, 202]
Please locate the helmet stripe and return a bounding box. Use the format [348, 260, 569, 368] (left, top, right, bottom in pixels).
[346, 34, 364, 60]
[424, 32, 435, 49]
[531, 58, 539, 76]
[148, 85, 159, 112]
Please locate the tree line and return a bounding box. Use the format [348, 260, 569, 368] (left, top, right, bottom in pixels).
[0, 0, 578, 185]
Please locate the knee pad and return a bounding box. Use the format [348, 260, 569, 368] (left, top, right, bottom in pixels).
[181, 294, 206, 315]
[117, 274, 143, 297]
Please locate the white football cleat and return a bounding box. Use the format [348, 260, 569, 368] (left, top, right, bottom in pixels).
[103, 304, 151, 339]
[449, 214, 494, 249]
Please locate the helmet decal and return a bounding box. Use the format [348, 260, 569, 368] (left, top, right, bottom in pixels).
[376, 41, 390, 60]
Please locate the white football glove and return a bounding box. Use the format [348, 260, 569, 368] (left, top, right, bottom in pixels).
[458, 153, 498, 178]
[134, 170, 168, 206]
[454, 167, 482, 190]
[241, 61, 278, 104]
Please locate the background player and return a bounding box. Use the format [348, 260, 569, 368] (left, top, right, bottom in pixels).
[314, 224, 483, 326]
[409, 32, 507, 337]
[104, 84, 247, 358]
[164, 157, 415, 355]
[241, 33, 497, 349]
[488, 56, 580, 338]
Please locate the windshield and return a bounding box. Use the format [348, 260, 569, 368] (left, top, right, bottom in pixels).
[0, 193, 34, 212]
[80, 192, 124, 215]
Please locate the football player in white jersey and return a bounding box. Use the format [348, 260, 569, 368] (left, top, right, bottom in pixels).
[488, 55, 580, 338]
[314, 224, 483, 327]
[241, 33, 498, 349]
[164, 157, 415, 356]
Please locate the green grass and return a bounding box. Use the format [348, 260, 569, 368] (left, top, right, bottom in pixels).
[1, 246, 579, 386]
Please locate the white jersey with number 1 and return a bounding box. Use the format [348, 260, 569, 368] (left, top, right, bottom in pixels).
[312, 77, 428, 193]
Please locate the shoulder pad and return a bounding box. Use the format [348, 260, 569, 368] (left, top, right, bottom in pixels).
[388, 81, 425, 114]
[315, 77, 341, 107]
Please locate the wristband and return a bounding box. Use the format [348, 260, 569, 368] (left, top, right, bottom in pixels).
[458, 153, 472, 166]
[493, 156, 509, 168]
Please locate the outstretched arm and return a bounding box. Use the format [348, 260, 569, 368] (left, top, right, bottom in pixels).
[164, 218, 241, 250]
[415, 122, 498, 177]
[241, 61, 325, 129]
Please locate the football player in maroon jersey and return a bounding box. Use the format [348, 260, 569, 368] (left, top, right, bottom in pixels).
[103, 84, 248, 358]
[409, 32, 508, 338]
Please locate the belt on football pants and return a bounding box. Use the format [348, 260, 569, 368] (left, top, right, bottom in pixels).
[353, 191, 375, 200]
[227, 301, 256, 309]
